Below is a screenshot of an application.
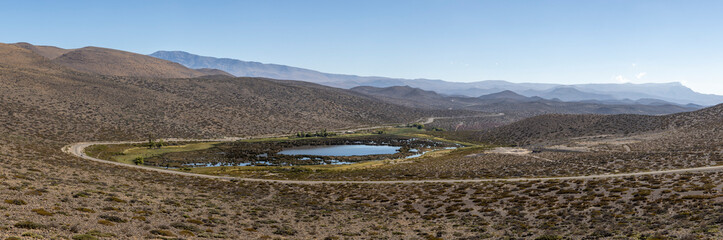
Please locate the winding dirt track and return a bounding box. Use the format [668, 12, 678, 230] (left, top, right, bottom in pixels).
[61, 116, 723, 184]
[418, 113, 505, 125]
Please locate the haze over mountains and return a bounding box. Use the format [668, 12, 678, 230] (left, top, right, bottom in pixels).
[350, 85, 699, 116]
[150, 50, 723, 106]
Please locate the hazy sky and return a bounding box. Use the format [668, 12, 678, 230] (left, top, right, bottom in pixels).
[3, 0, 723, 94]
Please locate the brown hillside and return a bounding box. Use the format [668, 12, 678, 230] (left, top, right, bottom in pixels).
[195, 67, 234, 77]
[12, 42, 72, 59]
[51, 46, 208, 78]
[351, 85, 457, 109]
[0, 43, 57, 67]
[666, 103, 723, 128]
[0, 43, 447, 143]
[478, 114, 665, 145]
[475, 104, 723, 145]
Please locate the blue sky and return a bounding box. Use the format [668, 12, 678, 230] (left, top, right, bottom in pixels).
[2, 0, 723, 94]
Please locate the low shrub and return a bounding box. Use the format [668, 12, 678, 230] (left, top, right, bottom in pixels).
[99, 215, 127, 223]
[14, 221, 44, 229]
[4, 199, 26, 205]
[71, 235, 98, 240]
[32, 208, 54, 216]
[150, 229, 176, 237]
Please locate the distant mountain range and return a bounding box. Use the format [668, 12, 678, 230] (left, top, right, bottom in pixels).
[350, 85, 699, 116]
[150, 51, 723, 106]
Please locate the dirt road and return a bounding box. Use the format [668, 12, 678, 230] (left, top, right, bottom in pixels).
[418, 113, 505, 125]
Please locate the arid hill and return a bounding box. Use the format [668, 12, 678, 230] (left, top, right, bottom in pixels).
[13, 42, 235, 78]
[50, 46, 209, 78]
[475, 104, 723, 145]
[477, 114, 665, 145]
[195, 68, 234, 77]
[0, 43, 451, 143]
[351, 85, 456, 109]
[12, 42, 72, 59]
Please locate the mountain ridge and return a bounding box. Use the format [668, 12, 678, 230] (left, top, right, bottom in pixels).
[350, 86, 699, 117]
[150, 50, 723, 106]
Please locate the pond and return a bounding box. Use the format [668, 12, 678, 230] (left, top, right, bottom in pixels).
[278, 145, 401, 156]
[136, 135, 461, 168]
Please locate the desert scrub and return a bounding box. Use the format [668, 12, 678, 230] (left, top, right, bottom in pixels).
[150, 229, 176, 237]
[535, 235, 562, 240]
[85, 230, 115, 238]
[72, 192, 91, 198]
[104, 196, 126, 203]
[99, 215, 127, 223]
[4, 199, 26, 205]
[14, 221, 44, 229]
[101, 206, 122, 212]
[171, 222, 200, 232]
[20, 232, 44, 238]
[187, 219, 204, 225]
[273, 225, 297, 236]
[31, 208, 54, 216]
[71, 235, 98, 240]
[75, 207, 96, 213]
[97, 220, 114, 226]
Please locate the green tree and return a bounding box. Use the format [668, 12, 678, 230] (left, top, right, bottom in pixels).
[133, 157, 144, 165]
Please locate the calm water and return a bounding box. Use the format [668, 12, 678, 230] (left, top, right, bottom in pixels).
[278, 145, 401, 156]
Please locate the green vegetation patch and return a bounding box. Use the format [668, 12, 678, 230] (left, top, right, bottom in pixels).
[86, 141, 219, 165]
[84, 126, 484, 180]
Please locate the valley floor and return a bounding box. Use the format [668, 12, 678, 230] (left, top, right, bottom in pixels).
[1, 125, 721, 239]
[66, 138, 723, 184]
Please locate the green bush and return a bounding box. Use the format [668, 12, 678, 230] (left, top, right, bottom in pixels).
[133, 157, 144, 165]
